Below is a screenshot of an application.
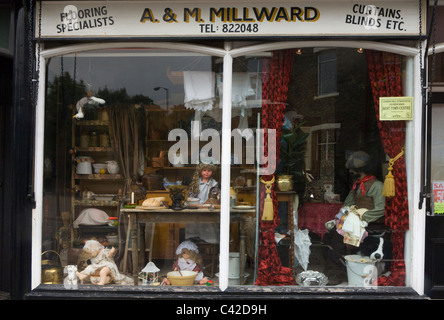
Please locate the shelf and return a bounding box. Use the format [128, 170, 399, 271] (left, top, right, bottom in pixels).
[74, 199, 120, 206]
[233, 186, 256, 190]
[76, 225, 118, 233]
[74, 146, 114, 152]
[74, 173, 124, 180]
[145, 105, 194, 112]
[73, 120, 109, 126]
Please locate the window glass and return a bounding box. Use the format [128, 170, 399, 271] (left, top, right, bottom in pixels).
[43, 48, 222, 287]
[41, 46, 409, 289]
[229, 48, 408, 288]
[318, 50, 337, 96]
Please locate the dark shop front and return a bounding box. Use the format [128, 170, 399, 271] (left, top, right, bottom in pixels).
[2, 0, 444, 304]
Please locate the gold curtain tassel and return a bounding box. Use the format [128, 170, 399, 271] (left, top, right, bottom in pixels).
[382, 147, 404, 198]
[260, 176, 275, 221]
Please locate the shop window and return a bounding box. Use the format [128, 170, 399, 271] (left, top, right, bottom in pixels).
[40, 46, 409, 290]
[428, 52, 444, 83]
[309, 124, 340, 181]
[43, 49, 223, 287]
[317, 49, 338, 97]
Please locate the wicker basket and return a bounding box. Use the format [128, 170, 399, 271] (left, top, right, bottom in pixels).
[167, 271, 197, 286]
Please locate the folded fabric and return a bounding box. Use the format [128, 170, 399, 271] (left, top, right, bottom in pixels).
[183, 71, 215, 112]
[342, 210, 361, 238]
[73, 208, 110, 228]
[336, 206, 368, 247]
[340, 207, 368, 246]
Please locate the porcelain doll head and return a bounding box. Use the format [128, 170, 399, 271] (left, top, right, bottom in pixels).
[83, 239, 104, 256]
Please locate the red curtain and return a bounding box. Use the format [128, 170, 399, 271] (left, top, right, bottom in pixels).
[255, 49, 296, 286]
[366, 50, 409, 286]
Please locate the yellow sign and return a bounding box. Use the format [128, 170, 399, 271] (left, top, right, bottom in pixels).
[379, 97, 413, 121]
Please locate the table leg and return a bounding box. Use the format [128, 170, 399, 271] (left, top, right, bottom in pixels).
[148, 222, 155, 262]
[122, 214, 131, 274]
[130, 215, 139, 285]
[239, 219, 246, 284]
[288, 197, 295, 273]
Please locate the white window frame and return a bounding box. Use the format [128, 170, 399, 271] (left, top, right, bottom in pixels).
[32, 40, 425, 295]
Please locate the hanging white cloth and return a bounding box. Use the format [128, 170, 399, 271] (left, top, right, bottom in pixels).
[293, 229, 312, 271]
[217, 73, 257, 111]
[216, 73, 258, 130]
[231, 73, 256, 109]
[183, 71, 216, 112]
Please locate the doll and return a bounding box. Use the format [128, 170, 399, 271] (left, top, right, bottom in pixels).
[186, 163, 220, 243]
[76, 239, 133, 285]
[187, 162, 219, 204]
[163, 240, 208, 285]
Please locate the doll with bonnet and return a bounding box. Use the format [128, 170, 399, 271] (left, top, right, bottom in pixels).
[163, 240, 208, 285]
[76, 239, 133, 285]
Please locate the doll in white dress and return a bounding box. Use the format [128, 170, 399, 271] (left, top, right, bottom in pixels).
[76, 239, 133, 285]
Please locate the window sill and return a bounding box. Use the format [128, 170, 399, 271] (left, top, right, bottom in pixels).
[314, 92, 339, 100]
[26, 284, 426, 300]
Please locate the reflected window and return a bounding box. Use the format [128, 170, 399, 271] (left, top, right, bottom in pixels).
[318, 49, 337, 96]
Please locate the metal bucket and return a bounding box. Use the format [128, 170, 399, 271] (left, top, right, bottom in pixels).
[41, 250, 64, 284]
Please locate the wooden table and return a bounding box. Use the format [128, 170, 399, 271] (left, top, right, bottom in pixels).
[121, 207, 252, 285]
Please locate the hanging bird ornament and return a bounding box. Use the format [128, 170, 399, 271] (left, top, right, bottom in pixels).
[73, 90, 106, 120]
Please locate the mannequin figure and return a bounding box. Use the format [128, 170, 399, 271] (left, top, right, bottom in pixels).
[323, 151, 386, 285]
[342, 151, 385, 224]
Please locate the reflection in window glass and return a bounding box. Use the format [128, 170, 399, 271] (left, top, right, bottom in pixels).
[43, 49, 222, 287]
[41, 46, 409, 290]
[229, 48, 408, 288]
[318, 49, 337, 96]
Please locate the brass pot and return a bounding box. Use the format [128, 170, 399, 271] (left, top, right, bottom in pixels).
[41, 250, 64, 284]
[277, 175, 293, 191]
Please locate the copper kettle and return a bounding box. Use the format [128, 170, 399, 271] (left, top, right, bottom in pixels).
[41, 250, 64, 284]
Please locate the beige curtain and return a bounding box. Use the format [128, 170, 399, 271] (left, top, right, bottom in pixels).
[107, 104, 144, 270]
[107, 104, 142, 194]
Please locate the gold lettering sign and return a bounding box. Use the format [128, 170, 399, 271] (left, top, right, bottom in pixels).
[379, 97, 413, 121]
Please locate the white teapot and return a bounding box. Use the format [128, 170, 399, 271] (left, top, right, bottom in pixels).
[106, 160, 119, 174]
